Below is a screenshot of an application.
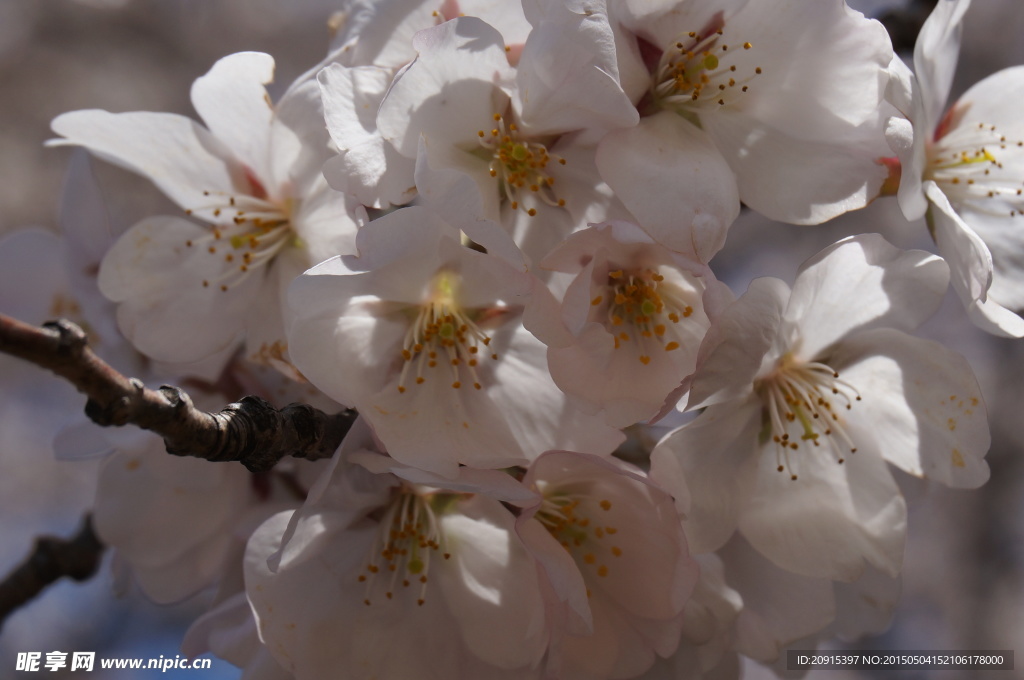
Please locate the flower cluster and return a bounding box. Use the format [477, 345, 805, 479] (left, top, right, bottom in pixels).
[2, 0, 1013, 678]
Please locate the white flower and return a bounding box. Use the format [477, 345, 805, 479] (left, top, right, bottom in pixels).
[598, 0, 895, 261]
[49, 52, 359, 366]
[651, 234, 990, 581]
[244, 421, 548, 680]
[534, 221, 712, 427]
[374, 13, 637, 263]
[91, 423, 255, 603]
[516, 450, 698, 680]
[885, 0, 1024, 337]
[287, 206, 623, 477]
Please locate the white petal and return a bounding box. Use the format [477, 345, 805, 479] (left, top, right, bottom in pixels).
[515, 0, 638, 134]
[319, 63, 417, 208]
[361, 373, 529, 478]
[720, 536, 835, 663]
[926, 181, 991, 300]
[833, 327, 990, 488]
[49, 110, 243, 218]
[954, 64, 1024, 132]
[720, 0, 892, 132]
[596, 112, 739, 263]
[190, 52, 276, 184]
[914, 0, 971, 133]
[97, 216, 261, 362]
[738, 434, 906, 581]
[414, 135, 526, 269]
[687, 276, 789, 411]
[882, 55, 929, 220]
[649, 400, 762, 554]
[703, 109, 890, 225]
[437, 498, 548, 670]
[786, 233, 949, 359]
[377, 17, 514, 158]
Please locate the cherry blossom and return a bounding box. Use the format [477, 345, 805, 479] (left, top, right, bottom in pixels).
[885, 0, 1024, 336]
[651, 234, 990, 581]
[287, 206, 623, 477]
[599, 0, 895, 262]
[517, 451, 698, 680]
[375, 12, 637, 262]
[535, 221, 712, 427]
[244, 420, 547, 679]
[49, 52, 359, 367]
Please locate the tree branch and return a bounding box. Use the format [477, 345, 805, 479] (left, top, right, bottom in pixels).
[0, 313, 357, 472]
[0, 516, 104, 629]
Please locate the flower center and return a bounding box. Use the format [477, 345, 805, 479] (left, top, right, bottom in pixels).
[397, 270, 501, 392]
[755, 354, 861, 480]
[926, 121, 1024, 218]
[535, 488, 624, 586]
[591, 268, 694, 365]
[357, 487, 452, 607]
[184, 188, 294, 293]
[652, 27, 760, 113]
[477, 113, 566, 216]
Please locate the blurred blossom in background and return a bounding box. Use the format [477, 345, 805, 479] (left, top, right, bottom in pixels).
[0, 0, 1021, 678]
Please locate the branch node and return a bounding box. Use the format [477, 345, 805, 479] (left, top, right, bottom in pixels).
[43, 319, 87, 353]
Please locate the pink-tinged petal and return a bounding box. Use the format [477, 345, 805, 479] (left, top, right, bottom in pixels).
[522, 451, 695, 678]
[738, 431, 906, 581]
[528, 451, 696, 620]
[687, 277, 789, 411]
[556, 592, 669, 680]
[97, 216, 263, 362]
[49, 110, 244, 218]
[377, 17, 514, 158]
[597, 112, 739, 263]
[650, 400, 762, 554]
[517, 515, 593, 634]
[610, 0, 750, 58]
[831, 328, 990, 489]
[702, 109, 891, 225]
[786, 233, 950, 359]
[319, 63, 417, 208]
[190, 52, 276, 184]
[515, 0, 638, 135]
[437, 498, 548, 670]
[720, 535, 835, 663]
[914, 0, 971, 133]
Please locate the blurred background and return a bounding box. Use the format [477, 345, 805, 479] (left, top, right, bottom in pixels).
[0, 0, 1021, 678]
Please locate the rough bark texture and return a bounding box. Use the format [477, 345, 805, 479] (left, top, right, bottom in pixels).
[0, 312, 357, 472]
[0, 516, 104, 629]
